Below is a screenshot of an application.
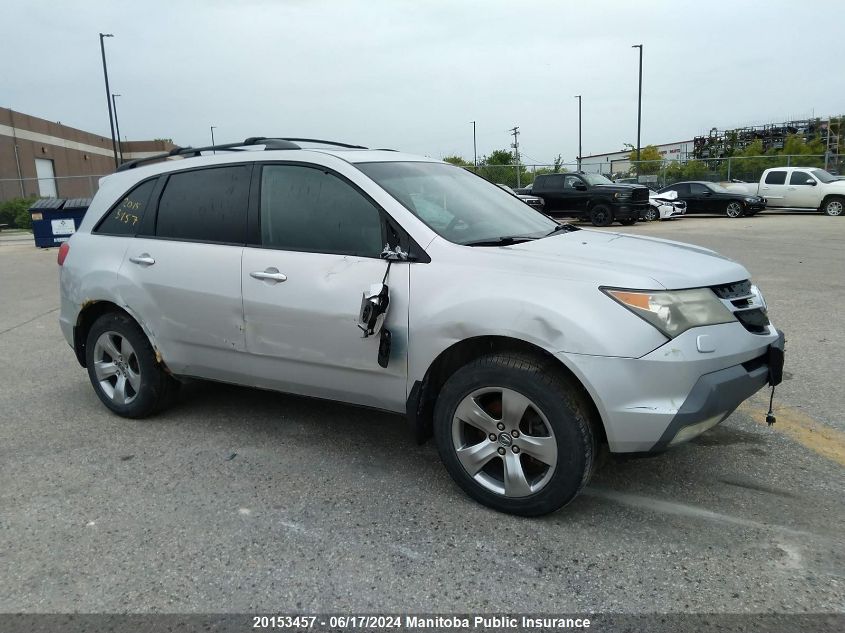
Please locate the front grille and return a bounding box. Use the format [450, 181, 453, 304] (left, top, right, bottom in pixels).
[712, 280, 752, 300]
[710, 279, 771, 334]
[632, 188, 649, 202]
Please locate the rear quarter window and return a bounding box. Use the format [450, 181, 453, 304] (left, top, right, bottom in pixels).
[95, 179, 157, 235]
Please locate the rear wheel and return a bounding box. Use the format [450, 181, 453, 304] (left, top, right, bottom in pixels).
[822, 196, 844, 216]
[725, 201, 745, 218]
[434, 353, 596, 516]
[589, 204, 612, 227]
[85, 312, 178, 418]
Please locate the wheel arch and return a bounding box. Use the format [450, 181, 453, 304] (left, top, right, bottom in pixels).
[406, 335, 606, 447]
[73, 300, 162, 369]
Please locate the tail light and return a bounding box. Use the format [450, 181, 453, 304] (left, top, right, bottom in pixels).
[57, 242, 70, 266]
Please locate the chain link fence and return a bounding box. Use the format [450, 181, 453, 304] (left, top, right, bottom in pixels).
[461, 154, 844, 190]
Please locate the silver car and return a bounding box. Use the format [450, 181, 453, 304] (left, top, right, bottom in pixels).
[58, 138, 784, 516]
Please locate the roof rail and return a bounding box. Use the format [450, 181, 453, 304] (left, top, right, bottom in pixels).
[116, 137, 369, 172]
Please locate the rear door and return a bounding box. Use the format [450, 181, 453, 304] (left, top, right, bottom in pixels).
[786, 170, 821, 208]
[117, 164, 251, 380]
[240, 162, 410, 412]
[687, 183, 715, 212]
[760, 170, 788, 206]
[534, 174, 566, 212]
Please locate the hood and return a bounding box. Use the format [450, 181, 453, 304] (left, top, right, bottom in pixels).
[485, 229, 749, 290]
[594, 183, 649, 193]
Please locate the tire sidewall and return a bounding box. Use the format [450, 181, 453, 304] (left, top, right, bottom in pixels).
[726, 201, 744, 218]
[590, 204, 612, 227]
[85, 312, 165, 418]
[434, 360, 592, 516]
[824, 197, 844, 216]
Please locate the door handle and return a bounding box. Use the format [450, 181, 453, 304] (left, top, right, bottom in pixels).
[129, 254, 155, 266]
[250, 269, 287, 283]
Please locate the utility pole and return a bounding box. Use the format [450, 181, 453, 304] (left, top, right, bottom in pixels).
[575, 95, 582, 171]
[99, 33, 119, 169]
[632, 44, 643, 172]
[509, 126, 521, 188]
[210, 126, 217, 154]
[471, 121, 477, 167]
[111, 94, 123, 163]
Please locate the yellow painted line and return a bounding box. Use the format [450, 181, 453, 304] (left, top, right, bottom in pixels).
[738, 402, 845, 467]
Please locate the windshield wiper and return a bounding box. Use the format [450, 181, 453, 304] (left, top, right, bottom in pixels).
[543, 222, 581, 237]
[463, 236, 538, 247]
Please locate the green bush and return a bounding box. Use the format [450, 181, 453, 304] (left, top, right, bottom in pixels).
[0, 197, 37, 230]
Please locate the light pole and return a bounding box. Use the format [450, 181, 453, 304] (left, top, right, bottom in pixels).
[471, 121, 477, 167]
[632, 44, 643, 170]
[210, 126, 217, 154]
[111, 94, 123, 163]
[574, 95, 582, 171]
[99, 33, 119, 169]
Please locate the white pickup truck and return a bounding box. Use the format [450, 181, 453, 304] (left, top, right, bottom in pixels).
[725, 167, 844, 216]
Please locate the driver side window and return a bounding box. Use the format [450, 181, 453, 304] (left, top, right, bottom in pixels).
[563, 175, 581, 189]
[260, 165, 384, 257]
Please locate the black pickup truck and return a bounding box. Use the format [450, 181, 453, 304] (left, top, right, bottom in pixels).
[530, 172, 649, 226]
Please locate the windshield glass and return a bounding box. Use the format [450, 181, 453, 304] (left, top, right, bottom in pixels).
[811, 169, 836, 183]
[357, 162, 557, 245]
[582, 173, 613, 185]
[706, 182, 731, 193]
[497, 184, 516, 194]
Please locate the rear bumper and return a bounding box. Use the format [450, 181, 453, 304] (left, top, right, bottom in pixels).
[557, 323, 784, 453]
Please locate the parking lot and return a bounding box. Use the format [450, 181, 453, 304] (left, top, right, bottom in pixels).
[1, 213, 843, 614]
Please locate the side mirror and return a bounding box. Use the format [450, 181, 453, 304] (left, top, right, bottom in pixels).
[805, 179, 817, 186]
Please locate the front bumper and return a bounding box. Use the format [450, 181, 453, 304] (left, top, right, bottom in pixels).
[557, 323, 784, 453]
[614, 202, 648, 220]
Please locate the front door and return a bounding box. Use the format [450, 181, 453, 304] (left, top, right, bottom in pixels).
[786, 170, 821, 208]
[241, 163, 410, 412]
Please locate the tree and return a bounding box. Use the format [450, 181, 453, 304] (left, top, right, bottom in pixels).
[626, 144, 663, 175]
[476, 149, 531, 188]
[442, 155, 473, 167]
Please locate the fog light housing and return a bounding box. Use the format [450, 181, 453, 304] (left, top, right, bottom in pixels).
[669, 414, 723, 446]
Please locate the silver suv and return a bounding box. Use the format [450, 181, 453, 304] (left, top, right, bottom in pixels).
[58, 137, 785, 516]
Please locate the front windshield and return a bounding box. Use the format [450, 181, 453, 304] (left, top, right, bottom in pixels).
[706, 182, 730, 193]
[582, 173, 613, 185]
[357, 162, 557, 244]
[811, 169, 836, 183]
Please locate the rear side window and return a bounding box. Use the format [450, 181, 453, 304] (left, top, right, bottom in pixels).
[689, 183, 709, 195]
[765, 171, 787, 185]
[96, 179, 156, 235]
[155, 166, 251, 243]
[259, 164, 383, 257]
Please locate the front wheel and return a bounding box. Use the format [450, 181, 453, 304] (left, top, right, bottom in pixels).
[725, 201, 745, 218]
[434, 354, 596, 516]
[822, 196, 844, 216]
[643, 206, 660, 222]
[589, 204, 612, 227]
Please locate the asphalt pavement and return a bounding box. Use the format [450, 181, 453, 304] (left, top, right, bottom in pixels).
[1, 214, 843, 616]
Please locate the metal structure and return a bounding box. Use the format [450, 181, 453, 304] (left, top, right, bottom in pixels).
[575, 95, 582, 171]
[111, 94, 123, 163]
[632, 44, 643, 165]
[508, 126, 521, 188]
[693, 117, 843, 164]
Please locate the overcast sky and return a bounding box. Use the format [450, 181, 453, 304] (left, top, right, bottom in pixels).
[3, 0, 842, 165]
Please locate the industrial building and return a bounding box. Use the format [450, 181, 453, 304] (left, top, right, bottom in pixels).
[0, 107, 176, 202]
[578, 139, 694, 176]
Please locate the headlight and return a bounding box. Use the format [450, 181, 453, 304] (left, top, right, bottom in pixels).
[602, 287, 735, 338]
[614, 191, 632, 200]
[745, 197, 757, 202]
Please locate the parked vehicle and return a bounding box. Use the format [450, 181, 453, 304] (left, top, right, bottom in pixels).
[658, 181, 765, 217]
[531, 172, 649, 226]
[723, 167, 844, 216]
[642, 189, 686, 221]
[513, 183, 533, 195]
[497, 184, 545, 210]
[58, 137, 784, 517]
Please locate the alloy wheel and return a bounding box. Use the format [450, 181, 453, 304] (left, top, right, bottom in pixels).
[825, 200, 843, 216]
[92, 331, 141, 405]
[726, 202, 743, 218]
[451, 387, 557, 497]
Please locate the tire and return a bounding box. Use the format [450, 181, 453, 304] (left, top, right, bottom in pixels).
[589, 204, 612, 227]
[725, 200, 745, 218]
[822, 196, 844, 216]
[85, 312, 178, 418]
[643, 207, 659, 222]
[433, 353, 596, 516]
[618, 218, 637, 226]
